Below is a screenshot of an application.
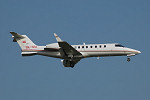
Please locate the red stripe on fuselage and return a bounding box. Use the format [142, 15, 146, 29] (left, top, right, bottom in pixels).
[80, 50, 138, 53]
[22, 49, 44, 52]
[22, 49, 138, 53]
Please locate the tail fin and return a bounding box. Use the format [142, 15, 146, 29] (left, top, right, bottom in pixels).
[10, 32, 36, 50]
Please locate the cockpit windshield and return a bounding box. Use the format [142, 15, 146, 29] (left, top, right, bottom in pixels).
[115, 44, 124, 47]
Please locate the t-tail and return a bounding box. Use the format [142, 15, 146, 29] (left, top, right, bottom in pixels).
[10, 32, 38, 56]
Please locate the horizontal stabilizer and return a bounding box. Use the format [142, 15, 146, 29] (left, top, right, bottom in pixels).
[10, 32, 25, 39]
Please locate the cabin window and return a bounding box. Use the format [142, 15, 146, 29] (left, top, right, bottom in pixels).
[86, 46, 88, 48]
[82, 46, 84, 48]
[115, 44, 124, 47]
[78, 46, 80, 49]
[104, 45, 106, 48]
[99, 45, 101, 48]
[95, 46, 97, 48]
[90, 46, 92, 48]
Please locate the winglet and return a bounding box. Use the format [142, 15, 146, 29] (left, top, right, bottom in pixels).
[54, 33, 63, 42]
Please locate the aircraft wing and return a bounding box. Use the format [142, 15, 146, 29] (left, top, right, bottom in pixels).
[54, 33, 83, 59]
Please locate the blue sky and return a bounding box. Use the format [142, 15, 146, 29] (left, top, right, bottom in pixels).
[0, 0, 150, 100]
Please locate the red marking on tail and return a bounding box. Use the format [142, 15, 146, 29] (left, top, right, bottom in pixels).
[22, 40, 26, 43]
[26, 46, 30, 48]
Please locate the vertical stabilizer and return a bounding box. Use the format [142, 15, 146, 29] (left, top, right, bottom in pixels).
[10, 32, 36, 50]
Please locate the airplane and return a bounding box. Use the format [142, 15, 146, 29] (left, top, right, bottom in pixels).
[10, 32, 141, 68]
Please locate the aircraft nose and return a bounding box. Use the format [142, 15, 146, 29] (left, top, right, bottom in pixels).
[129, 48, 141, 55]
[135, 50, 141, 54]
[137, 50, 141, 54]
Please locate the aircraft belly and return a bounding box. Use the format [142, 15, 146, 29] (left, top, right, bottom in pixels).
[81, 51, 126, 57]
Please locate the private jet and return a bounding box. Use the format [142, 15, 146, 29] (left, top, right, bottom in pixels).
[10, 32, 141, 68]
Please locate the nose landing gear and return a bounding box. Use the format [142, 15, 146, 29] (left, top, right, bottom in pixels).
[127, 57, 131, 62]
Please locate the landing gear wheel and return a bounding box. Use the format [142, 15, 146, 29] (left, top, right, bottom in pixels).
[127, 58, 131, 62]
[70, 62, 75, 68]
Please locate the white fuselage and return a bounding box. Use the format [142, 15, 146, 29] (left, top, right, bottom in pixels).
[10, 32, 141, 67]
[22, 43, 141, 59]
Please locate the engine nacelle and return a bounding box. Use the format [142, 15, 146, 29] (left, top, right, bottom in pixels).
[62, 59, 75, 67]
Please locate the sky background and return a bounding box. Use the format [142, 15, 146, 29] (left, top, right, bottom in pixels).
[0, 0, 150, 100]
